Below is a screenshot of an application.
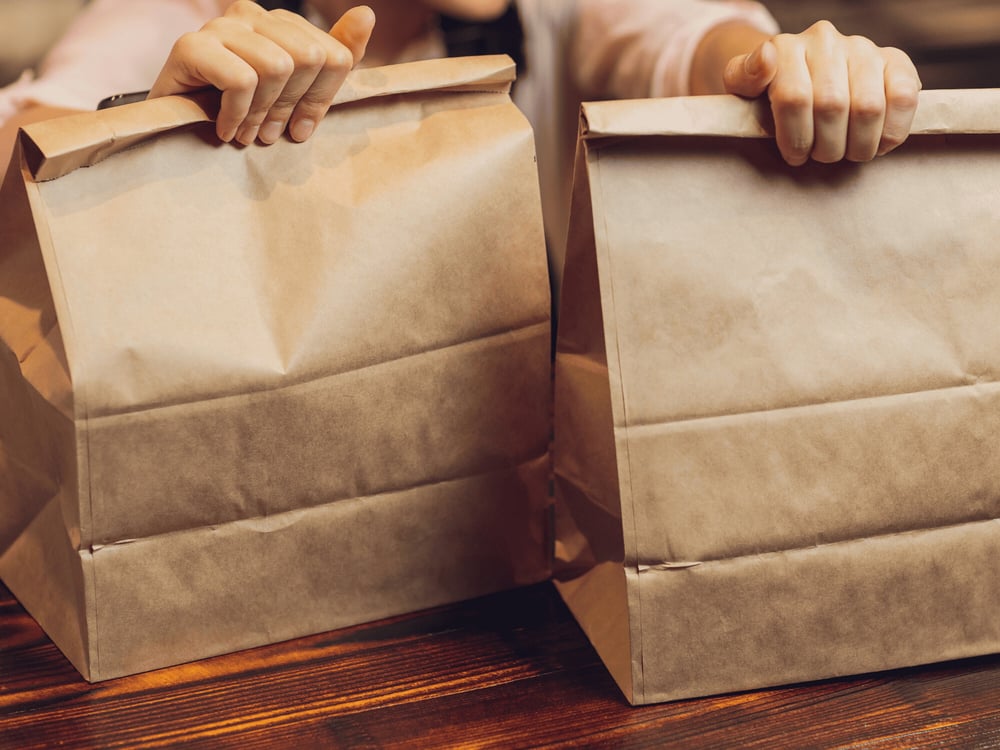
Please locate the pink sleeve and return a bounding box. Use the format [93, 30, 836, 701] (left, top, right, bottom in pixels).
[0, 0, 231, 121]
[571, 0, 780, 100]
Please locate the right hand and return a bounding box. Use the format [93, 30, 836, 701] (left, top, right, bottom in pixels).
[149, 1, 375, 146]
[723, 21, 920, 165]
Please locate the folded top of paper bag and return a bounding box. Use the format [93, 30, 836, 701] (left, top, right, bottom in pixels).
[20, 54, 516, 182]
[580, 88, 1000, 139]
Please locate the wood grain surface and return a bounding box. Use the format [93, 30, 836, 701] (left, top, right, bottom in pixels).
[2, 580, 1000, 749]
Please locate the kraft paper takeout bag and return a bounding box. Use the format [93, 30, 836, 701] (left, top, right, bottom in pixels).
[553, 89, 1000, 704]
[0, 55, 552, 681]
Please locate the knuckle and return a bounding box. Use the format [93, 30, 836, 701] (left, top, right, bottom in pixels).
[203, 16, 242, 35]
[770, 84, 812, 115]
[171, 31, 201, 56]
[883, 48, 923, 91]
[293, 42, 327, 69]
[260, 50, 295, 80]
[883, 46, 914, 66]
[294, 93, 334, 116]
[241, 109, 270, 128]
[771, 31, 796, 50]
[807, 19, 837, 36]
[847, 34, 878, 54]
[322, 46, 354, 72]
[294, 101, 330, 120]
[271, 8, 301, 22]
[225, 68, 260, 93]
[228, 0, 261, 17]
[257, 107, 291, 128]
[850, 95, 885, 122]
[812, 88, 849, 118]
[886, 82, 921, 111]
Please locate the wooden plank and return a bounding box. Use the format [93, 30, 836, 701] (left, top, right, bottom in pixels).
[3, 580, 1000, 748]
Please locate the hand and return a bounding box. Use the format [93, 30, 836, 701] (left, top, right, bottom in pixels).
[723, 21, 921, 165]
[149, 0, 375, 146]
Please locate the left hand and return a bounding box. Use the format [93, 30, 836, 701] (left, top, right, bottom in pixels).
[149, 1, 376, 146]
[723, 20, 921, 165]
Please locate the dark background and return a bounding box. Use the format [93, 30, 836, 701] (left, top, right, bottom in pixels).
[766, 0, 1000, 89]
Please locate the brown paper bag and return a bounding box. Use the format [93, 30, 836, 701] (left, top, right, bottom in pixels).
[0, 55, 552, 681]
[553, 89, 1000, 704]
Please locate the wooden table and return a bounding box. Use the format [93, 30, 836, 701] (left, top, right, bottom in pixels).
[2, 579, 999, 749]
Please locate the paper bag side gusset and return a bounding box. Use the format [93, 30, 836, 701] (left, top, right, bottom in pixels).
[0, 139, 79, 564]
[2, 55, 552, 681]
[550, 123, 636, 703]
[0, 141, 92, 678]
[0, 151, 61, 550]
[555, 89, 1000, 703]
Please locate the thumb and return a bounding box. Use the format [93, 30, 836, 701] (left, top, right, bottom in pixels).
[723, 40, 777, 98]
[330, 5, 376, 66]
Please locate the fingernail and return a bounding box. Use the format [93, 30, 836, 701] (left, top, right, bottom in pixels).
[236, 123, 260, 146]
[745, 48, 762, 76]
[290, 118, 316, 142]
[259, 120, 284, 144]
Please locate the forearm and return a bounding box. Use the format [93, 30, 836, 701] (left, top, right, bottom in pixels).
[689, 21, 771, 95]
